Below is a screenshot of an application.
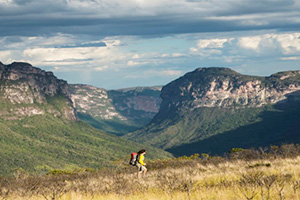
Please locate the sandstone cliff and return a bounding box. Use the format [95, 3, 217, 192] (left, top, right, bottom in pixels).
[69, 84, 161, 135]
[0, 62, 77, 121]
[160, 68, 300, 113]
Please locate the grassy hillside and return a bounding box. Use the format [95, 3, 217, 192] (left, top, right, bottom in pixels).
[2, 144, 300, 200]
[0, 97, 172, 175]
[77, 112, 145, 136]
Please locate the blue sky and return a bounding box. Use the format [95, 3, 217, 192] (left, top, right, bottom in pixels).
[1, 0, 300, 89]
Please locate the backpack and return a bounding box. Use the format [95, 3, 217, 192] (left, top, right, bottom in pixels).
[129, 152, 139, 166]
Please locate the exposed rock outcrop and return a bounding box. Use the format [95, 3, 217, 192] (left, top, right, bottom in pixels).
[0, 62, 77, 121]
[69, 84, 162, 135]
[158, 68, 300, 117]
[70, 84, 125, 120]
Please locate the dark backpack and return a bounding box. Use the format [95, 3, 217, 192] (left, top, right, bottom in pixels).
[129, 152, 139, 166]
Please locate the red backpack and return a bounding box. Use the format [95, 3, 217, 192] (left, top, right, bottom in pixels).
[129, 152, 139, 166]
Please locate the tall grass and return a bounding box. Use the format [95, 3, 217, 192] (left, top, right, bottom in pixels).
[2, 144, 300, 200]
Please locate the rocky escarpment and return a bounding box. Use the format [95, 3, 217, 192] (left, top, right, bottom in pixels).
[126, 67, 300, 153]
[0, 62, 77, 121]
[108, 87, 162, 119]
[156, 68, 300, 119]
[69, 84, 161, 135]
[70, 84, 126, 121]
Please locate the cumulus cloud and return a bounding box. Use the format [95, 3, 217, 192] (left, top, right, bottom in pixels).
[197, 39, 233, 49]
[238, 36, 262, 50]
[237, 33, 300, 55]
[0, 33, 187, 76]
[0, 50, 13, 63]
[189, 32, 300, 60]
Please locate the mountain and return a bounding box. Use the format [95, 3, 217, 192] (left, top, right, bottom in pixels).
[69, 84, 162, 136]
[125, 67, 300, 156]
[0, 62, 171, 175]
[0, 62, 77, 121]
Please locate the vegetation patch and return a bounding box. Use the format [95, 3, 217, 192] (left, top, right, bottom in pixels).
[1, 144, 300, 200]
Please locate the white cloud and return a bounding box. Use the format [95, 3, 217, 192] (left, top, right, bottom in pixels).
[160, 53, 186, 58]
[102, 39, 122, 47]
[94, 65, 108, 71]
[237, 33, 300, 54]
[280, 56, 300, 61]
[0, 34, 190, 74]
[190, 48, 222, 56]
[238, 36, 262, 50]
[276, 33, 300, 54]
[144, 69, 183, 76]
[171, 53, 186, 57]
[0, 50, 13, 63]
[197, 38, 232, 49]
[127, 60, 149, 67]
[126, 69, 183, 79]
[189, 38, 234, 57]
[132, 54, 140, 59]
[149, 69, 183, 76]
[159, 69, 183, 76]
[0, 35, 130, 71]
[189, 47, 198, 52]
[189, 32, 300, 60]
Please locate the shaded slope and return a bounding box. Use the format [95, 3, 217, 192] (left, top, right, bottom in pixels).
[167, 91, 300, 156]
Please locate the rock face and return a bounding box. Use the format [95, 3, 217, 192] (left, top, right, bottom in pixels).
[69, 84, 162, 135]
[159, 68, 300, 114]
[70, 84, 126, 121]
[126, 67, 300, 154]
[0, 62, 77, 121]
[108, 87, 162, 120]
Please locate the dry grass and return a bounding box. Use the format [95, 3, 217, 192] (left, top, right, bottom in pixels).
[3, 144, 300, 200]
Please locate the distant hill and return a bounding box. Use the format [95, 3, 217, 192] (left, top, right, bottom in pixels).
[0, 62, 172, 175]
[69, 84, 162, 136]
[125, 67, 300, 156]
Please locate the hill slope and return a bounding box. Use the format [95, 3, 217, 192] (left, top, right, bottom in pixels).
[0, 113, 172, 175]
[0, 62, 171, 175]
[125, 68, 300, 155]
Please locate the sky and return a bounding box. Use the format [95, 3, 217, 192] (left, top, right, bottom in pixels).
[0, 0, 300, 89]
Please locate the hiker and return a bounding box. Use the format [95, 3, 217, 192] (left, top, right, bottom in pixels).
[136, 149, 147, 178]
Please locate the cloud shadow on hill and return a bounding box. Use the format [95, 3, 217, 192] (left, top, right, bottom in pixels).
[166, 91, 300, 157]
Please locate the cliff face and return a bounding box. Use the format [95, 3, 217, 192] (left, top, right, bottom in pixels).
[69, 84, 161, 135]
[125, 68, 300, 153]
[0, 62, 77, 121]
[160, 68, 300, 110]
[108, 87, 162, 120]
[70, 84, 128, 121]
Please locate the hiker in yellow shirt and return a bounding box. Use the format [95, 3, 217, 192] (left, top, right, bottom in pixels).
[136, 149, 147, 178]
